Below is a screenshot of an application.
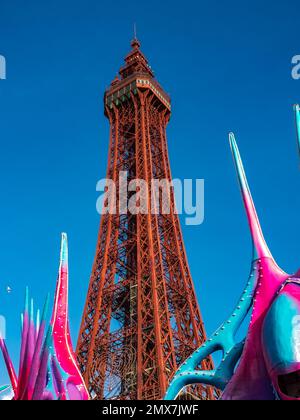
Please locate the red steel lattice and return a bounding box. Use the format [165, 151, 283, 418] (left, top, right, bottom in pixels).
[76, 38, 215, 400]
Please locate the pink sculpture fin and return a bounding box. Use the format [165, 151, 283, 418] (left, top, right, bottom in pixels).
[51, 233, 89, 400]
[0, 234, 89, 400]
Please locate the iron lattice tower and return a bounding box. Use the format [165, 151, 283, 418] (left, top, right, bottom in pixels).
[76, 38, 215, 400]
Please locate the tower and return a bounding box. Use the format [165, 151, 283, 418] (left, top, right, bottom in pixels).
[76, 37, 214, 400]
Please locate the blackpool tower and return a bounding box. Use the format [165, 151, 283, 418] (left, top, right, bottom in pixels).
[76, 37, 215, 400]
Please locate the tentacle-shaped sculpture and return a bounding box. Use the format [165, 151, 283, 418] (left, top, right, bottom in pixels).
[165, 110, 300, 400]
[221, 135, 289, 400]
[229, 134, 272, 261]
[0, 234, 89, 400]
[165, 133, 279, 399]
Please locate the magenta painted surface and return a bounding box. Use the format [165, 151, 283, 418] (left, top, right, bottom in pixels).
[222, 258, 289, 400]
[50, 233, 89, 400]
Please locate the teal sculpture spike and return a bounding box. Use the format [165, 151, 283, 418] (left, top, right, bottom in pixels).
[229, 132, 272, 261]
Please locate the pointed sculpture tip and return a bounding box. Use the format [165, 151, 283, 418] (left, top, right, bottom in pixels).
[36, 309, 40, 327]
[25, 287, 29, 314]
[228, 132, 238, 155]
[60, 232, 68, 266]
[229, 131, 235, 144]
[228, 132, 248, 192]
[228, 132, 272, 260]
[229, 132, 238, 158]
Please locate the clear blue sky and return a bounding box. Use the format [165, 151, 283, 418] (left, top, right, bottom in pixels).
[0, 0, 300, 384]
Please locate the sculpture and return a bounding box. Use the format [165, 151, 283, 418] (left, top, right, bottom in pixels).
[2, 104, 300, 401]
[165, 106, 300, 400]
[0, 233, 89, 400]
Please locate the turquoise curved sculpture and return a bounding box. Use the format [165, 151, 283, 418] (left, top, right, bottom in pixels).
[165, 106, 300, 401]
[0, 234, 89, 400]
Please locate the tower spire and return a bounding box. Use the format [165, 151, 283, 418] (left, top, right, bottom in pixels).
[131, 23, 140, 50]
[118, 33, 153, 80]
